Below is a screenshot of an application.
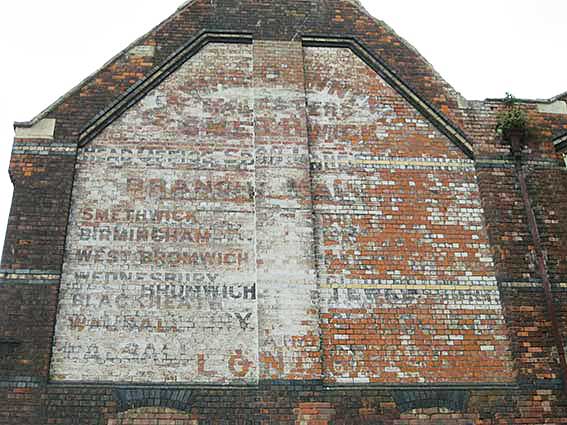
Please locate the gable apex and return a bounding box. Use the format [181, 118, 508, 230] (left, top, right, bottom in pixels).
[74, 33, 473, 158]
[13, 0, 472, 150]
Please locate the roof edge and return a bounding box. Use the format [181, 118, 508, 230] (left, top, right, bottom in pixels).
[551, 91, 567, 102]
[78, 32, 253, 146]
[303, 36, 474, 158]
[13, 2, 194, 129]
[554, 133, 567, 152]
[78, 32, 473, 158]
[485, 93, 567, 105]
[360, 9, 468, 106]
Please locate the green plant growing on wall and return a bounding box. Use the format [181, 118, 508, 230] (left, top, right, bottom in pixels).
[496, 92, 528, 136]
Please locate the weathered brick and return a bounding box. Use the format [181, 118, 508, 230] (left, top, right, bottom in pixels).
[2, 0, 567, 424]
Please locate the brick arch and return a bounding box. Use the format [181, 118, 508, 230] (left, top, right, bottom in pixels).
[113, 388, 194, 413]
[107, 407, 197, 425]
[391, 390, 469, 414]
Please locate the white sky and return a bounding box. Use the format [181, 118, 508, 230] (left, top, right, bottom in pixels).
[0, 0, 565, 254]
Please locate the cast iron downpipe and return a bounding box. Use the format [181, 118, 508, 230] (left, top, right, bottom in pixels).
[508, 130, 567, 392]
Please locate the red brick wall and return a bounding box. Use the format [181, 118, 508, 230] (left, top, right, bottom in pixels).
[305, 46, 515, 384]
[2, 0, 567, 423]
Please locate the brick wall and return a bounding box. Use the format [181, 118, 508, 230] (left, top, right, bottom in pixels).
[108, 407, 198, 425]
[50, 43, 258, 384]
[394, 408, 479, 425]
[2, 0, 567, 423]
[305, 46, 514, 384]
[46, 41, 519, 387]
[253, 41, 321, 381]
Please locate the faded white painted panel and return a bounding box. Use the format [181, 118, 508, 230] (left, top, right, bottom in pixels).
[252, 41, 321, 381]
[50, 43, 258, 384]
